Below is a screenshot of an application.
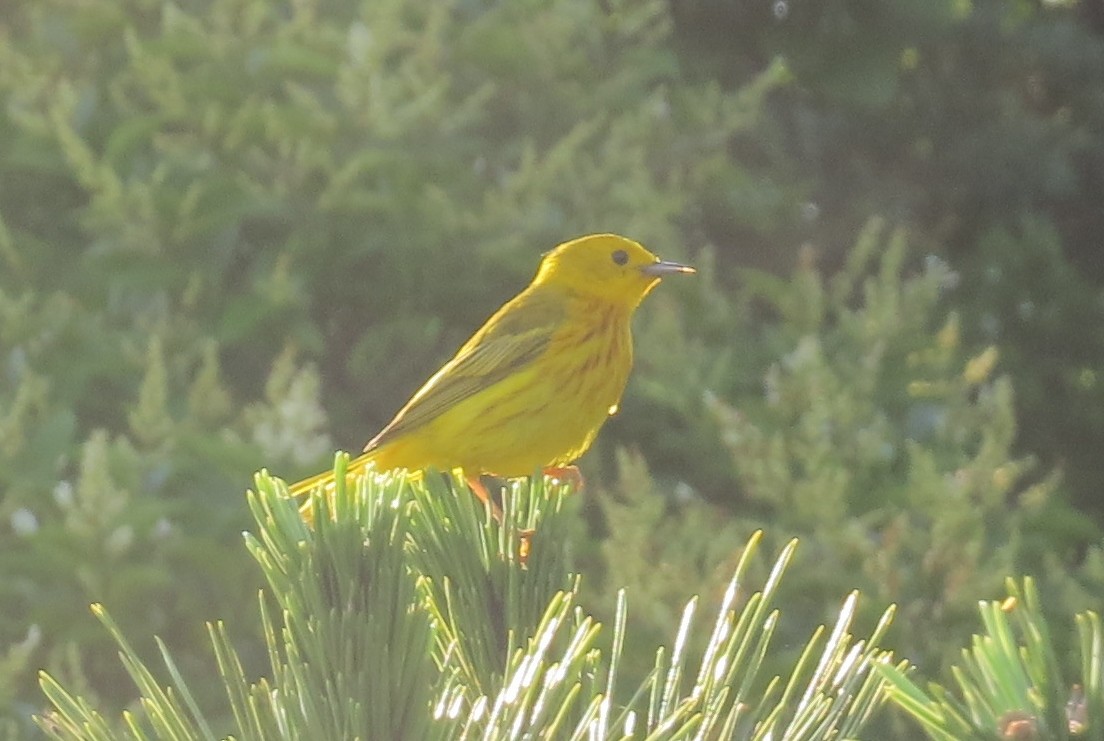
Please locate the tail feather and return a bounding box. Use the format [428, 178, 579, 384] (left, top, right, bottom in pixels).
[287, 466, 341, 499]
[288, 451, 377, 523]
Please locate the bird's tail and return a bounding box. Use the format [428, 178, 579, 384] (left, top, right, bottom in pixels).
[287, 464, 347, 499]
[288, 450, 378, 523]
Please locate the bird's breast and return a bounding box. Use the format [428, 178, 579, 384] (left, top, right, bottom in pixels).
[550, 300, 633, 404]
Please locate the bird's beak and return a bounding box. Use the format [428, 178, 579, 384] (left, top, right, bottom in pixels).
[640, 259, 695, 277]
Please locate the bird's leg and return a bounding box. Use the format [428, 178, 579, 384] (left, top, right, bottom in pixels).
[466, 474, 533, 567]
[542, 464, 585, 491]
[465, 475, 504, 520]
[511, 466, 582, 565]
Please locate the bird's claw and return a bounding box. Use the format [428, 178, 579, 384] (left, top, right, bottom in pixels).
[542, 465, 585, 491]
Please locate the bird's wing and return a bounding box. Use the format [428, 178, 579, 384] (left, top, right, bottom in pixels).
[364, 288, 564, 451]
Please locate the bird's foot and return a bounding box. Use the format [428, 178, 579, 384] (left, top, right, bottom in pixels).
[518, 527, 535, 568]
[542, 465, 584, 491]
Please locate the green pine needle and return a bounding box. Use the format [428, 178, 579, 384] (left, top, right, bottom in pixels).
[37, 458, 902, 740]
[881, 576, 1103, 740]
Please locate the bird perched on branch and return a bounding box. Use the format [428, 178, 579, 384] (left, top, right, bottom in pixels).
[289, 233, 694, 519]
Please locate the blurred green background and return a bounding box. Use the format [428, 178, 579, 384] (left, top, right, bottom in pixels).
[2, 0, 1104, 735]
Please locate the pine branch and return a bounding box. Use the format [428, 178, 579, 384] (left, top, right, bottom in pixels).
[881, 576, 1102, 740]
[37, 457, 901, 739]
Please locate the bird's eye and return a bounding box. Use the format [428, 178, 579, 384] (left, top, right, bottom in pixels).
[611, 249, 628, 266]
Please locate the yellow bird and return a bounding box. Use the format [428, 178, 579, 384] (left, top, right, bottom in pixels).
[289, 233, 694, 513]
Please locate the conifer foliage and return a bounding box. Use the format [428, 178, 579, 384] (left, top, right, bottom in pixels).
[37, 466, 899, 740]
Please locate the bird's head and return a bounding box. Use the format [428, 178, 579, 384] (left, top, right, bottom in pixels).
[535, 233, 694, 308]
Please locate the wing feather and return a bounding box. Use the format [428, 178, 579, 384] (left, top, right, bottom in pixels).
[364, 288, 564, 451]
